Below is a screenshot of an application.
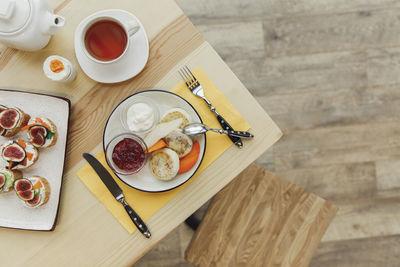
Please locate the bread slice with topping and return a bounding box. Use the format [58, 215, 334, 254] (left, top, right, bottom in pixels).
[1, 139, 39, 170]
[0, 167, 22, 193]
[14, 176, 50, 208]
[149, 148, 180, 181]
[24, 117, 58, 148]
[0, 107, 30, 137]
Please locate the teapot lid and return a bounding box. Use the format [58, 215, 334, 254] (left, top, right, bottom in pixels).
[0, 0, 31, 34]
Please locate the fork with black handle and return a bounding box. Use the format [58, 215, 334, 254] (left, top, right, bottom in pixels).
[179, 66, 244, 148]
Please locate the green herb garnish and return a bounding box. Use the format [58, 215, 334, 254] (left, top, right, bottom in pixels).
[46, 131, 55, 139]
[34, 188, 40, 196]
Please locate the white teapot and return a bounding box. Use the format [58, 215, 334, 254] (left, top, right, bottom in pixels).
[0, 0, 65, 51]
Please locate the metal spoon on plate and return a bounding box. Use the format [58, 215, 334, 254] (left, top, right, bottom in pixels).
[182, 122, 254, 139]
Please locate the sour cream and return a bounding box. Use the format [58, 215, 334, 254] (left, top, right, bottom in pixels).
[126, 102, 155, 132]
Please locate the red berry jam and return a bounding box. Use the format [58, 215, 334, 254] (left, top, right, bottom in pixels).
[112, 138, 146, 172]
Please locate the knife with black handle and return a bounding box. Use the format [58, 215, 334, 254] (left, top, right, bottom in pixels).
[83, 153, 151, 238]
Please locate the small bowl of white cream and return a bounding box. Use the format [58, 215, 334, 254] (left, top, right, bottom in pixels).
[120, 96, 159, 135]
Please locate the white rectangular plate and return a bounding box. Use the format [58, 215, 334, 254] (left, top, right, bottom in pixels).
[0, 89, 70, 231]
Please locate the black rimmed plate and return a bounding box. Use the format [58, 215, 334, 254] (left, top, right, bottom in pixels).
[103, 90, 206, 192]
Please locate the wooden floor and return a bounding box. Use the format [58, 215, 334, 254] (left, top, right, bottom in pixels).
[135, 1, 400, 266]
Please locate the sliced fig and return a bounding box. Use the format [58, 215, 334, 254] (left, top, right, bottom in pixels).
[29, 125, 48, 139]
[26, 194, 41, 207]
[14, 178, 32, 192]
[0, 109, 20, 129]
[19, 157, 28, 167]
[16, 189, 34, 201]
[0, 173, 5, 189]
[31, 131, 45, 147]
[2, 143, 26, 162]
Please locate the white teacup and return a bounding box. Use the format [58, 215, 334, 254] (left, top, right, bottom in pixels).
[80, 15, 140, 64]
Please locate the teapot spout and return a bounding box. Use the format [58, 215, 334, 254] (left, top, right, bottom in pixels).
[45, 14, 65, 35]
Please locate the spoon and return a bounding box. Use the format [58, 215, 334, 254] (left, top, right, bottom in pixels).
[182, 123, 254, 139]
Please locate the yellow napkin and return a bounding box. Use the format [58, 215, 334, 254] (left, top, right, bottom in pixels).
[77, 68, 250, 233]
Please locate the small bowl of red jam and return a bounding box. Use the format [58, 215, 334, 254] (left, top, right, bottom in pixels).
[105, 133, 148, 175]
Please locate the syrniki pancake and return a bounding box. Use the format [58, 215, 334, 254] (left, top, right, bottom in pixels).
[164, 130, 193, 158]
[149, 148, 180, 181]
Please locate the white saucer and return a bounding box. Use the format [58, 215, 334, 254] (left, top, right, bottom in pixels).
[74, 9, 149, 83]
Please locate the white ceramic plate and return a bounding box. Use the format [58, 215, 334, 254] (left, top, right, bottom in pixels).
[74, 9, 149, 83]
[103, 90, 206, 192]
[0, 89, 70, 231]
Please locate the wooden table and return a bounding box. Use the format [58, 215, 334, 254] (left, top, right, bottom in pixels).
[0, 0, 282, 266]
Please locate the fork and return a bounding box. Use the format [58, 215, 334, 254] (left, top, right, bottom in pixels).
[179, 66, 243, 148]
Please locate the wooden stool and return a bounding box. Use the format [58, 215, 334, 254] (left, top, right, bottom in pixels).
[185, 164, 338, 267]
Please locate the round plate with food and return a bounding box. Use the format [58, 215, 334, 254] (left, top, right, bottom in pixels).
[103, 90, 206, 192]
